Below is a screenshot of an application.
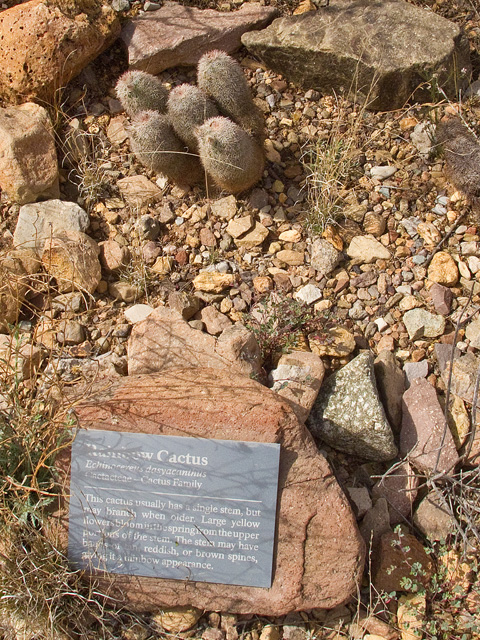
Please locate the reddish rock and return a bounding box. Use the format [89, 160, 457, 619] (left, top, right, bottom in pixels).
[199, 305, 233, 336]
[0, 103, 59, 204]
[120, 2, 278, 74]
[0, 0, 120, 105]
[400, 378, 459, 475]
[429, 282, 453, 315]
[200, 228, 216, 247]
[372, 461, 418, 525]
[55, 368, 364, 615]
[372, 529, 433, 594]
[99, 239, 130, 273]
[128, 307, 259, 378]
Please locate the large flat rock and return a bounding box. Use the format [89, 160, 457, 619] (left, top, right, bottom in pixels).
[241, 0, 471, 111]
[120, 1, 278, 74]
[54, 368, 364, 615]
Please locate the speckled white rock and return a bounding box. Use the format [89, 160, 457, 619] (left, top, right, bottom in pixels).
[310, 238, 342, 275]
[307, 351, 397, 461]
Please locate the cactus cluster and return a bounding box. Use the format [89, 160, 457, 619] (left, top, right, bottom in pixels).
[114, 51, 265, 193]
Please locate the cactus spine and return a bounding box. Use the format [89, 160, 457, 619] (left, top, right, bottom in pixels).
[167, 84, 219, 152]
[195, 116, 264, 194]
[197, 50, 264, 139]
[129, 111, 204, 185]
[115, 71, 169, 118]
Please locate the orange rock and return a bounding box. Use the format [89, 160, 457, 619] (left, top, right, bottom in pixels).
[0, 0, 119, 104]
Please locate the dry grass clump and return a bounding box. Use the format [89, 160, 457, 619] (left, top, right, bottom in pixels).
[301, 96, 366, 235]
[0, 321, 118, 638]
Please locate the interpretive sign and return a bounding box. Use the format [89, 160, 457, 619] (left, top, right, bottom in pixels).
[68, 429, 281, 588]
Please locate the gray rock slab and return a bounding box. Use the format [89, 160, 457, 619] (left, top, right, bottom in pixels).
[307, 351, 397, 461]
[121, 1, 278, 73]
[241, 0, 471, 111]
[14, 200, 89, 251]
[400, 377, 459, 475]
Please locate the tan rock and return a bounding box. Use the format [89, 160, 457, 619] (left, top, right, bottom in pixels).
[269, 351, 325, 422]
[99, 240, 130, 273]
[363, 212, 386, 237]
[109, 281, 138, 303]
[193, 272, 235, 293]
[276, 250, 304, 266]
[199, 306, 233, 336]
[308, 326, 355, 357]
[397, 594, 425, 640]
[417, 221, 441, 247]
[151, 256, 173, 275]
[260, 626, 280, 640]
[210, 195, 237, 220]
[0, 335, 44, 380]
[427, 251, 459, 286]
[152, 606, 202, 633]
[117, 175, 162, 209]
[0, 254, 28, 332]
[0, 0, 120, 104]
[253, 275, 274, 294]
[235, 222, 269, 248]
[58, 368, 364, 615]
[226, 215, 254, 239]
[215, 323, 263, 380]
[106, 115, 129, 145]
[346, 235, 391, 262]
[0, 103, 59, 204]
[41, 230, 101, 294]
[279, 229, 302, 242]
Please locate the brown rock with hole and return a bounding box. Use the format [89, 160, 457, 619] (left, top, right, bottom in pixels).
[0, 0, 120, 105]
[55, 368, 364, 615]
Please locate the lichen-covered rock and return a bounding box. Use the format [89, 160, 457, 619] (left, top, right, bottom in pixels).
[0, 103, 59, 204]
[241, 0, 471, 111]
[307, 351, 397, 461]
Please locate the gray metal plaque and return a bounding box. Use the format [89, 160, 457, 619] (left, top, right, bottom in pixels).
[68, 430, 280, 588]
